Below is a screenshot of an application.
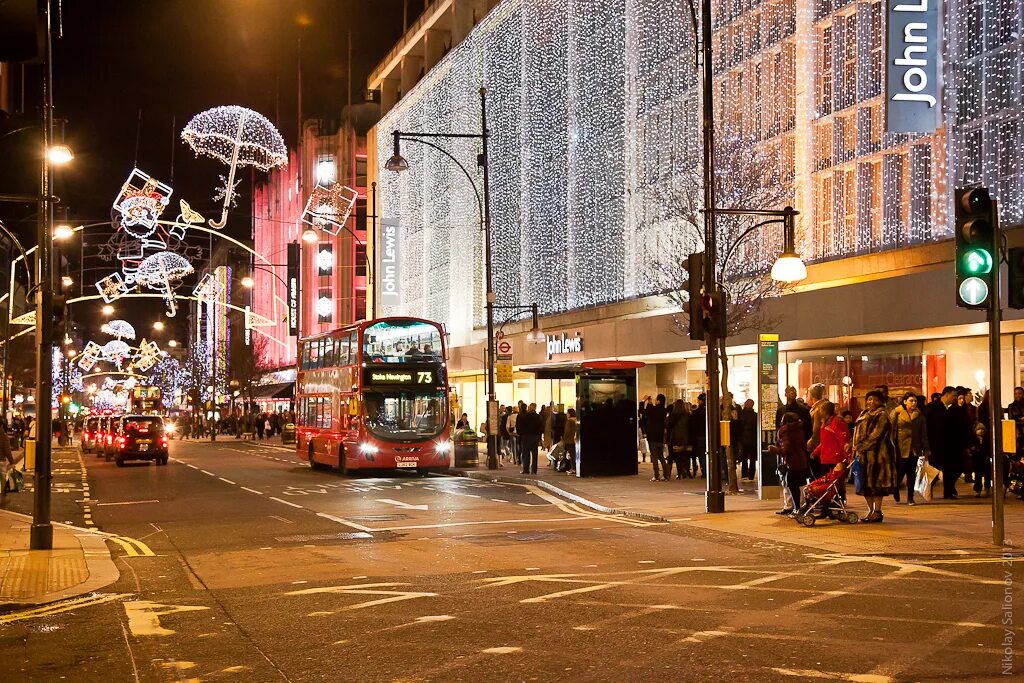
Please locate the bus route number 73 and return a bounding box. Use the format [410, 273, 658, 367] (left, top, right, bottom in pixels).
[416, 371, 433, 384]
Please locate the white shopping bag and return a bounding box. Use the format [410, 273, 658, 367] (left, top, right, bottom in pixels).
[914, 457, 941, 502]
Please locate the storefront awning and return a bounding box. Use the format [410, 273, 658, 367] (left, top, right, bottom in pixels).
[519, 360, 645, 379]
[251, 382, 294, 399]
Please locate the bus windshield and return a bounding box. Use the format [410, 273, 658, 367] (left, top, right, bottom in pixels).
[363, 388, 447, 441]
[362, 320, 442, 364]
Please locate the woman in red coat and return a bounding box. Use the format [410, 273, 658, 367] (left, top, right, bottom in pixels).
[811, 401, 850, 498]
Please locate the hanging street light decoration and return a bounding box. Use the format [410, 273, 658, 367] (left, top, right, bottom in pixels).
[77, 342, 103, 372]
[181, 105, 288, 229]
[135, 251, 195, 317]
[301, 183, 359, 237]
[102, 320, 137, 340]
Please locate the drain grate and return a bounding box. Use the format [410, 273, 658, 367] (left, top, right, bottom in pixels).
[275, 532, 374, 543]
[346, 514, 411, 522]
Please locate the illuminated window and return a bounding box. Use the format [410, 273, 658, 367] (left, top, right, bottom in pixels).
[315, 155, 336, 185]
[317, 244, 334, 275]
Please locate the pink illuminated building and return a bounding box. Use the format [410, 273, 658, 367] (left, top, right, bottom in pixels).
[251, 115, 372, 371]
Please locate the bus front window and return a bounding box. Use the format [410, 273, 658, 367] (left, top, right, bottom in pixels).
[363, 389, 447, 441]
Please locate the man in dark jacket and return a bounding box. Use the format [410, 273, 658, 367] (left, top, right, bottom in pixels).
[646, 394, 669, 481]
[738, 399, 758, 481]
[517, 403, 543, 475]
[1008, 387, 1024, 456]
[924, 386, 968, 499]
[690, 394, 707, 477]
[775, 386, 812, 441]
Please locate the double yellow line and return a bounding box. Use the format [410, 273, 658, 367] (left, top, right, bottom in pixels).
[104, 534, 156, 557]
[0, 592, 133, 624]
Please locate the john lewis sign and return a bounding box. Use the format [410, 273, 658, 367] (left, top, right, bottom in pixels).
[546, 332, 583, 360]
[378, 218, 402, 307]
[885, 0, 940, 133]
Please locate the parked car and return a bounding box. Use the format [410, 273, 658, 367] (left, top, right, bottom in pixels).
[108, 415, 169, 466]
[81, 417, 101, 453]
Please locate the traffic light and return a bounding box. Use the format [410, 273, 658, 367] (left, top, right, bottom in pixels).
[60, 393, 71, 406]
[954, 187, 995, 309]
[702, 289, 728, 338]
[687, 252, 705, 341]
[52, 294, 67, 344]
[1008, 248, 1024, 310]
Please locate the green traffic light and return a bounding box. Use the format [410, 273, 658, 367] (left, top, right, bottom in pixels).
[963, 248, 993, 275]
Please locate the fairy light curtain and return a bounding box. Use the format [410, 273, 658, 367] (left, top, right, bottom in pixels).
[377, 0, 1022, 343]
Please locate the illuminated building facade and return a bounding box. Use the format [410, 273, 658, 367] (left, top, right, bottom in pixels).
[252, 115, 372, 370]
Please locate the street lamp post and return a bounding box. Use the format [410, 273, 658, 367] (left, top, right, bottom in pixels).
[385, 88, 504, 469]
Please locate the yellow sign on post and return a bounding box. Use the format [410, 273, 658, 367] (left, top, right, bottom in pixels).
[1002, 419, 1016, 454]
[496, 362, 513, 383]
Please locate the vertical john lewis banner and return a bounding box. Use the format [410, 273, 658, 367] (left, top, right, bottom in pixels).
[287, 242, 300, 337]
[378, 218, 401, 311]
[885, 0, 941, 133]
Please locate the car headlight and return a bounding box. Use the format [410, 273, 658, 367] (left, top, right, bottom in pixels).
[165, 423, 176, 433]
[434, 440, 451, 454]
[359, 442, 379, 454]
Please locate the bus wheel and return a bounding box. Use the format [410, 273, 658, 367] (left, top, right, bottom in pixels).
[416, 468, 430, 477]
[308, 444, 325, 471]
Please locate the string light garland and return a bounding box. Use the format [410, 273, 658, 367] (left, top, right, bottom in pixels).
[103, 320, 137, 340]
[376, 0, 1021, 343]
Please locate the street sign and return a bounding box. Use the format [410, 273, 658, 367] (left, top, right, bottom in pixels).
[497, 340, 512, 354]
[496, 363, 513, 383]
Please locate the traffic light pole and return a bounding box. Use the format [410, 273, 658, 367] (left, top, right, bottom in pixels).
[31, 2, 55, 550]
[989, 206, 1005, 546]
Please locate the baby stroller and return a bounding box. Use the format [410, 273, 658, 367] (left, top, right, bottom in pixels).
[1007, 453, 1024, 499]
[793, 458, 859, 527]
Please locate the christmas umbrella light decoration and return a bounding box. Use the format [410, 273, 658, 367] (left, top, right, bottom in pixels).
[102, 319, 137, 340]
[181, 105, 287, 229]
[301, 183, 359, 237]
[135, 251, 195, 317]
[102, 340, 132, 369]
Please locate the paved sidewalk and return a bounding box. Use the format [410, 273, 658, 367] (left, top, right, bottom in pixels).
[453, 457, 1024, 555]
[0, 509, 119, 607]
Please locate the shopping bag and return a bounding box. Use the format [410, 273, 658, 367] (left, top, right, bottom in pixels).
[3, 468, 24, 493]
[851, 456, 864, 496]
[638, 435, 649, 455]
[914, 457, 941, 502]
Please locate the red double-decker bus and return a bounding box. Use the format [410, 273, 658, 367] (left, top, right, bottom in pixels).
[295, 317, 451, 474]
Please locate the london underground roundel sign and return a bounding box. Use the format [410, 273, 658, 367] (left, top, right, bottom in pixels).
[959, 276, 989, 306]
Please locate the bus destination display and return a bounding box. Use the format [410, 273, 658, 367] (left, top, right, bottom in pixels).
[365, 366, 438, 386]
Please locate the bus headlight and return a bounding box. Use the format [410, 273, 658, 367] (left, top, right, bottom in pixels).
[165, 423, 176, 434]
[359, 442, 379, 454]
[434, 440, 451, 454]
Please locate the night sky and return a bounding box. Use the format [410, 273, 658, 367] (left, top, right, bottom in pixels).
[1, 0, 410, 341]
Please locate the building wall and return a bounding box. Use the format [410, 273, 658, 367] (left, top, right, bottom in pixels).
[371, 0, 1023, 345]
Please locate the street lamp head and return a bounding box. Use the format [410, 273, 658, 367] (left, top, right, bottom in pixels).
[168, 339, 178, 347]
[61, 275, 73, 288]
[240, 275, 255, 288]
[385, 153, 410, 173]
[101, 305, 114, 316]
[67, 349, 77, 358]
[153, 320, 165, 331]
[527, 327, 546, 344]
[47, 144, 74, 165]
[54, 224, 74, 240]
[770, 252, 807, 283]
[301, 227, 319, 244]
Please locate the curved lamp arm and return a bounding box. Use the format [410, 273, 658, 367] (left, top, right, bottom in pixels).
[394, 135, 484, 227]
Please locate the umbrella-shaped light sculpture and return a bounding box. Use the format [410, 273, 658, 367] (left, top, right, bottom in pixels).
[102, 340, 132, 370]
[181, 105, 287, 229]
[103, 320, 137, 340]
[135, 251, 195, 317]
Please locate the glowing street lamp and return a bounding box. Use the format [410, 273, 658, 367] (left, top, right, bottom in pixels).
[60, 275, 73, 288]
[54, 224, 74, 240]
[152, 321, 165, 331]
[240, 275, 255, 288]
[101, 305, 114, 316]
[168, 339, 178, 348]
[301, 227, 318, 244]
[47, 144, 74, 165]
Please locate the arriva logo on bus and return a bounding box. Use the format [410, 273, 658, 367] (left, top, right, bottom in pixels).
[546, 332, 583, 360]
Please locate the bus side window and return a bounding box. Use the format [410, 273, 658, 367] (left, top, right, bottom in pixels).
[338, 335, 349, 366]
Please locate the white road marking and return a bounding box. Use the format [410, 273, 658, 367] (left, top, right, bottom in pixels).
[95, 500, 159, 506]
[240, 487, 263, 495]
[200, 469, 215, 476]
[481, 647, 523, 655]
[284, 582, 437, 612]
[219, 477, 236, 485]
[316, 512, 375, 532]
[375, 498, 429, 511]
[771, 668, 892, 683]
[269, 496, 304, 509]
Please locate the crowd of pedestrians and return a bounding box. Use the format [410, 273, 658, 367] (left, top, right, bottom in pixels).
[173, 410, 295, 440]
[495, 401, 577, 475]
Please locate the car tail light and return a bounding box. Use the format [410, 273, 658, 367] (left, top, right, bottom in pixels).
[160, 436, 168, 447]
[117, 436, 126, 448]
